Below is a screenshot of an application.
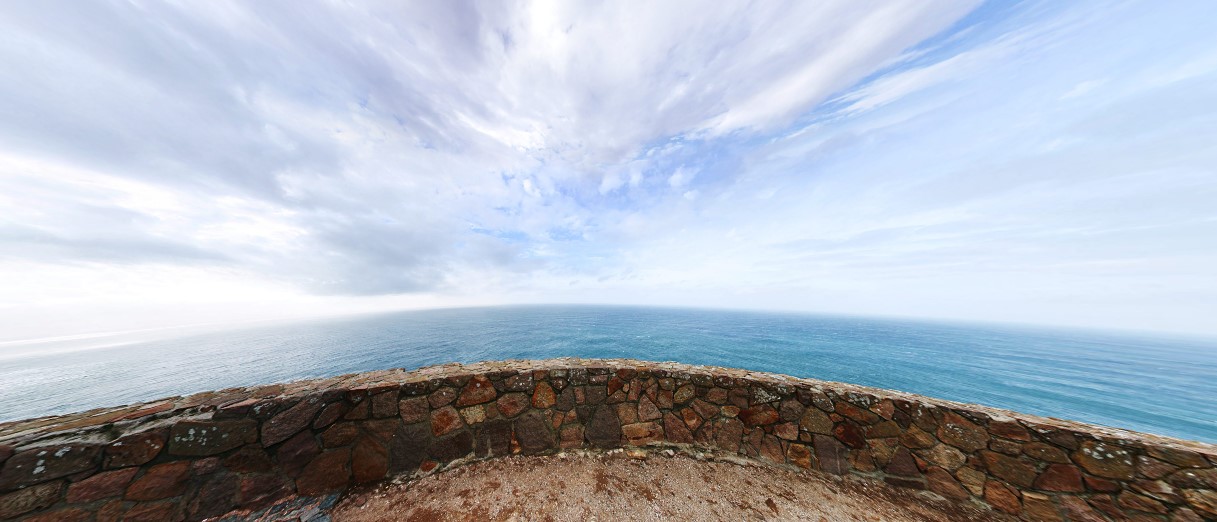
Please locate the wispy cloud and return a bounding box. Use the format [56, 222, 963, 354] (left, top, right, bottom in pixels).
[2, 0, 1216, 339]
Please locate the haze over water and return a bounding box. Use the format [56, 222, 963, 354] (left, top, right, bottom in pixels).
[1, 305, 1214, 444]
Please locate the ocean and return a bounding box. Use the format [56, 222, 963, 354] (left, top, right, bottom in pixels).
[1, 305, 1214, 443]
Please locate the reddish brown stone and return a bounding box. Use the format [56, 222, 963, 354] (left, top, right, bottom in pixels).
[505, 373, 534, 392]
[714, 418, 745, 452]
[104, 431, 165, 469]
[1058, 495, 1107, 522]
[126, 460, 190, 501]
[496, 393, 529, 418]
[989, 419, 1031, 441]
[262, 398, 324, 446]
[773, 422, 798, 441]
[168, 420, 257, 456]
[1136, 456, 1177, 479]
[1023, 441, 1070, 464]
[680, 407, 702, 431]
[516, 411, 558, 454]
[787, 443, 813, 469]
[656, 389, 674, 409]
[430, 406, 464, 437]
[96, 499, 125, 522]
[990, 438, 1022, 456]
[835, 401, 881, 425]
[1168, 467, 1217, 489]
[313, 401, 349, 429]
[24, 507, 91, 522]
[584, 385, 607, 404]
[555, 387, 577, 411]
[1182, 489, 1217, 518]
[673, 385, 696, 404]
[371, 390, 399, 418]
[352, 436, 389, 483]
[1173, 508, 1208, 522]
[814, 434, 849, 475]
[586, 407, 622, 449]
[921, 443, 966, 470]
[223, 445, 272, 473]
[429, 431, 474, 461]
[191, 457, 221, 475]
[1089, 495, 1127, 521]
[983, 480, 1021, 515]
[833, 422, 866, 449]
[67, 467, 139, 503]
[1074, 440, 1135, 480]
[690, 398, 718, 420]
[321, 422, 360, 448]
[1083, 474, 1122, 492]
[123, 501, 181, 522]
[1117, 491, 1167, 514]
[121, 401, 174, 420]
[926, 466, 969, 500]
[456, 375, 497, 407]
[938, 411, 988, 453]
[276, 431, 321, 477]
[608, 401, 637, 425]
[238, 473, 290, 509]
[428, 388, 457, 409]
[664, 412, 693, 444]
[1148, 446, 1209, 468]
[865, 420, 901, 439]
[398, 397, 429, 424]
[705, 387, 728, 404]
[981, 450, 1037, 488]
[188, 473, 238, 520]
[560, 425, 584, 449]
[850, 449, 877, 472]
[1035, 463, 1085, 492]
[759, 435, 784, 464]
[344, 400, 370, 420]
[739, 404, 779, 427]
[1021, 491, 1062, 522]
[871, 399, 896, 420]
[296, 449, 350, 496]
[885, 447, 919, 477]
[532, 382, 557, 409]
[0, 480, 62, 519]
[956, 467, 986, 496]
[899, 425, 936, 449]
[622, 422, 663, 445]
[0, 444, 100, 488]
[1131, 479, 1183, 504]
[637, 395, 661, 422]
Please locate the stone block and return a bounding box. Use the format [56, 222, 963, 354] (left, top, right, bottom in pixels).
[126, 460, 190, 501]
[104, 431, 165, 469]
[0, 444, 100, 488]
[168, 420, 257, 456]
[262, 398, 324, 446]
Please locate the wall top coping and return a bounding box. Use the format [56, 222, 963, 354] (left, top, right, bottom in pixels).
[2, 357, 1214, 457]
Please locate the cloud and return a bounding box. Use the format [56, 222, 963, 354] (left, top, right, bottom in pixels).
[2, 0, 1216, 337]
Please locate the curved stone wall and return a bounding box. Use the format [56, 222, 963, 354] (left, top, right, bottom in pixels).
[1, 358, 1214, 521]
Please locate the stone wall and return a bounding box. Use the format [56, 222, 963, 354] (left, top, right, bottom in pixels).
[1, 358, 1214, 521]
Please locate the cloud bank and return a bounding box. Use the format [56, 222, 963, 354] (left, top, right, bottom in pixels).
[2, 0, 1215, 339]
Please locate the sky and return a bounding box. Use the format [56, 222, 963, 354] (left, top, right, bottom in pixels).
[1, 0, 1216, 342]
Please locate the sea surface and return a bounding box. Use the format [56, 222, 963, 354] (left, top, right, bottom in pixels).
[1, 305, 1215, 443]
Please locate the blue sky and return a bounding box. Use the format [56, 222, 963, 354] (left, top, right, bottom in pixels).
[1, 0, 1215, 340]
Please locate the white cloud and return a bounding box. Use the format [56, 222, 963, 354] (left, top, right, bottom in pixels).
[2, 0, 1216, 339]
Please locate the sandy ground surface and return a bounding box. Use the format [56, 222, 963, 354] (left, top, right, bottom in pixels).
[330, 451, 1007, 522]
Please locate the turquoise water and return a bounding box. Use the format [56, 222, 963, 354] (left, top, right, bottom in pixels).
[1, 305, 1215, 443]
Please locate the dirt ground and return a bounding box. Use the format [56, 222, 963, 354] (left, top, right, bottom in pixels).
[330, 450, 1008, 522]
